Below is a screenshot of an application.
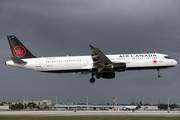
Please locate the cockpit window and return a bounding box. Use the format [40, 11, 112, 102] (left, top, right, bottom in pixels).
[164, 56, 171, 59]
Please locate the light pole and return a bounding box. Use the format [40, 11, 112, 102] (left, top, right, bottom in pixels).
[142, 97, 144, 106]
[56, 96, 58, 105]
[168, 98, 170, 113]
[87, 96, 88, 110]
[116, 97, 117, 106]
[23, 96, 25, 110]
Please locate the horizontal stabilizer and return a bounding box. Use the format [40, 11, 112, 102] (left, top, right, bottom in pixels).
[11, 57, 27, 65]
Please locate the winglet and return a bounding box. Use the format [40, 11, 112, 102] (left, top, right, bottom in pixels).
[89, 45, 94, 49]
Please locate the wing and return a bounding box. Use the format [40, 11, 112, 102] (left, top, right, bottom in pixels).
[89, 45, 112, 72]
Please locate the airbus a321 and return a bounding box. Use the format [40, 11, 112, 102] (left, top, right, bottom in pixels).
[5, 36, 177, 83]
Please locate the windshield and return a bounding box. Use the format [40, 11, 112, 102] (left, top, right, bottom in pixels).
[164, 56, 171, 59]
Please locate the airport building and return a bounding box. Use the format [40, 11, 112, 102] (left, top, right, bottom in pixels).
[23, 100, 55, 109]
[54, 104, 158, 111]
[54, 104, 113, 110]
[0, 106, 9, 110]
[141, 106, 158, 111]
[0, 99, 158, 111]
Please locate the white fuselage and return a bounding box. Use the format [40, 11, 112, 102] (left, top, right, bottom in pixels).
[123, 106, 138, 110]
[5, 53, 177, 73]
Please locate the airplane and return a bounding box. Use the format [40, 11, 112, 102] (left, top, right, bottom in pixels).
[123, 101, 142, 111]
[5, 35, 177, 83]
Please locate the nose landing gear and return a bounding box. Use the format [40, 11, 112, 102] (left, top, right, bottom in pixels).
[158, 74, 162, 78]
[157, 69, 162, 78]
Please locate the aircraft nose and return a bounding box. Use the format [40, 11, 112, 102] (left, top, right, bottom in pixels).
[173, 60, 178, 66]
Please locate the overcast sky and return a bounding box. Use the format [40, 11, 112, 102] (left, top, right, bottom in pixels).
[0, 0, 180, 105]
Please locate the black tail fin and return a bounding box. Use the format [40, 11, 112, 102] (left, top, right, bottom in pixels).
[135, 101, 142, 109]
[7, 35, 36, 59]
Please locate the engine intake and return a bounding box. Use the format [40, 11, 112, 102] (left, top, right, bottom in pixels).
[102, 72, 115, 79]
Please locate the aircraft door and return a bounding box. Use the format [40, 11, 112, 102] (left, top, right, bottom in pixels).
[36, 59, 41, 67]
[126, 57, 130, 64]
[83, 57, 88, 66]
[159, 55, 164, 63]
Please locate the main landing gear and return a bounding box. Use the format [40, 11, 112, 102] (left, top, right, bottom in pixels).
[90, 77, 95, 83]
[90, 73, 95, 83]
[157, 69, 162, 78]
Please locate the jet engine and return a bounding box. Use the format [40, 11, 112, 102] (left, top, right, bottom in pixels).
[112, 63, 126, 72]
[102, 72, 115, 79]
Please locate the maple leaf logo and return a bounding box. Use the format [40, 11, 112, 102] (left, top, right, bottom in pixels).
[15, 48, 24, 55]
[13, 45, 26, 58]
[153, 59, 157, 64]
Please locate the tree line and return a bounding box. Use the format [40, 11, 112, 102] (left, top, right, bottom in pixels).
[0, 102, 179, 110]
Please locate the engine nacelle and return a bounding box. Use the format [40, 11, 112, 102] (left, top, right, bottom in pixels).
[112, 63, 126, 72]
[102, 72, 115, 79]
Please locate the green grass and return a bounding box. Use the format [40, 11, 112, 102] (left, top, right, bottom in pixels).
[0, 117, 180, 120]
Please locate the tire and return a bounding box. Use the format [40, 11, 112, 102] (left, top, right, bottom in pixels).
[90, 78, 95, 83]
[158, 74, 162, 78]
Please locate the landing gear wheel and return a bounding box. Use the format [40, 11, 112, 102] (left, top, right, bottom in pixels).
[158, 74, 162, 78]
[90, 77, 95, 83]
[96, 74, 102, 79]
[157, 69, 162, 78]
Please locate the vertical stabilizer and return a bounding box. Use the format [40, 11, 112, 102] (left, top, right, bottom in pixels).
[135, 101, 142, 109]
[7, 35, 36, 59]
